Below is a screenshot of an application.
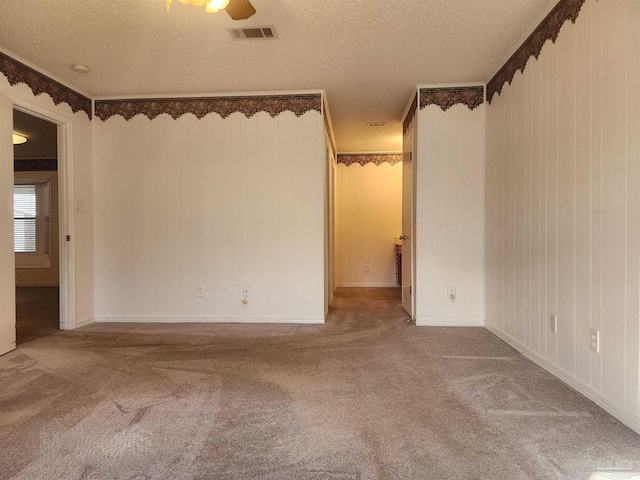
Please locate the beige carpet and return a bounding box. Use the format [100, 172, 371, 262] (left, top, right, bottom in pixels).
[0, 288, 638, 479]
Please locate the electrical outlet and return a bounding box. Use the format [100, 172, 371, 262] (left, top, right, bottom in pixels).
[550, 314, 557, 334]
[448, 287, 456, 302]
[590, 329, 601, 353]
[242, 285, 250, 297]
[364, 265, 370, 272]
[196, 285, 204, 297]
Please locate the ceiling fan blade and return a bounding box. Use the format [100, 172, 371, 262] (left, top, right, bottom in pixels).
[225, 0, 256, 20]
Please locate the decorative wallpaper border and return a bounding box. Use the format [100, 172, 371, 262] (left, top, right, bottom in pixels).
[403, 93, 418, 135]
[0, 52, 92, 119]
[95, 94, 322, 121]
[337, 153, 402, 167]
[487, 0, 595, 103]
[14, 158, 57, 171]
[420, 86, 484, 111]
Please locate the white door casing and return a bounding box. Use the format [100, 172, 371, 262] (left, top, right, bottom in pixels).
[401, 130, 414, 317]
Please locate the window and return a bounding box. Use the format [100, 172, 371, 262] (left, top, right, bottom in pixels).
[14, 181, 51, 268]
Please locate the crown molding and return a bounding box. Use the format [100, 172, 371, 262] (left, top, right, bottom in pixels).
[419, 86, 485, 111]
[94, 94, 322, 121]
[487, 0, 597, 103]
[337, 153, 402, 167]
[0, 52, 92, 119]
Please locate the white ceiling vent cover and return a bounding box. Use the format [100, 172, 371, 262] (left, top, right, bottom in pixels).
[228, 26, 277, 40]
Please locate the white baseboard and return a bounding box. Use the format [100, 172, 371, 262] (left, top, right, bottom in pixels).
[336, 283, 400, 288]
[95, 315, 324, 324]
[485, 324, 640, 436]
[74, 317, 95, 328]
[416, 317, 485, 327]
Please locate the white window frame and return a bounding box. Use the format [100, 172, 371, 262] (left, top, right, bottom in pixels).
[14, 178, 52, 269]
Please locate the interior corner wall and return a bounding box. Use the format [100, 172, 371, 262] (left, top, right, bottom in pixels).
[415, 103, 486, 326]
[93, 110, 325, 323]
[335, 162, 402, 287]
[485, 0, 640, 431]
[0, 74, 95, 327]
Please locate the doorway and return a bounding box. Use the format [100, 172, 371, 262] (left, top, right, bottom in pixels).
[13, 109, 60, 344]
[334, 155, 403, 296]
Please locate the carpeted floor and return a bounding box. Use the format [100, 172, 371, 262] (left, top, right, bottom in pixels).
[0, 288, 638, 479]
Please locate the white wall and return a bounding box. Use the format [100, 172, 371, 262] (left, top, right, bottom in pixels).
[416, 103, 486, 326]
[94, 110, 325, 323]
[485, 0, 640, 432]
[336, 161, 402, 287]
[0, 64, 94, 330]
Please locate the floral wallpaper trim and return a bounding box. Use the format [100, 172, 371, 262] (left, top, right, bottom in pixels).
[420, 86, 484, 111]
[487, 0, 597, 103]
[14, 158, 58, 171]
[337, 154, 403, 167]
[0, 52, 92, 119]
[94, 94, 322, 121]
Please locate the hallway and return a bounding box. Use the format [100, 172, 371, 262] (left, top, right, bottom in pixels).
[0, 288, 638, 479]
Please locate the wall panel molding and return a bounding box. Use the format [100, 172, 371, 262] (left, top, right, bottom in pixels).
[487, 0, 598, 103]
[420, 86, 484, 111]
[95, 94, 322, 121]
[486, 325, 640, 435]
[0, 52, 92, 118]
[337, 153, 402, 167]
[484, 0, 640, 434]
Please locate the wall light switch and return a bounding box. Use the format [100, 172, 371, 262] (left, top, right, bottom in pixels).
[74, 199, 84, 212]
[590, 329, 601, 354]
[550, 314, 557, 334]
[196, 285, 204, 297]
[364, 265, 370, 272]
[448, 287, 456, 302]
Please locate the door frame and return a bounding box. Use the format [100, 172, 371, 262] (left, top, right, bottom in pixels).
[402, 129, 417, 321]
[401, 93, 418, 322]
[5, 94, 76, 334]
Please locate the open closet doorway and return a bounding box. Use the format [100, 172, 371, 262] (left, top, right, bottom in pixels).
[13, 108, 60, 345]
[334, 153, 403, 305]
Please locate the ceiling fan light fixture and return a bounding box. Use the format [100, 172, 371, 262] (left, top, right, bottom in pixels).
[205, 0, 230, 12]
[167, 0, 230, 13]
[13, 133, 27, 145]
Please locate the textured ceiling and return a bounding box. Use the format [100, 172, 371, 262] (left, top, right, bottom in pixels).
[0, 0, 553, 153]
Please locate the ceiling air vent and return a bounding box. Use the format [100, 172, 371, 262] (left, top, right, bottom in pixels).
[228, 26, 277, 40]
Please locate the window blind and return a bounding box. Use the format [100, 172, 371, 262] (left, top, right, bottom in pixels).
[14, 184, 37, 253]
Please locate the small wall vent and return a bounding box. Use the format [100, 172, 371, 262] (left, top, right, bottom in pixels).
[228, 26, 277, 40]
